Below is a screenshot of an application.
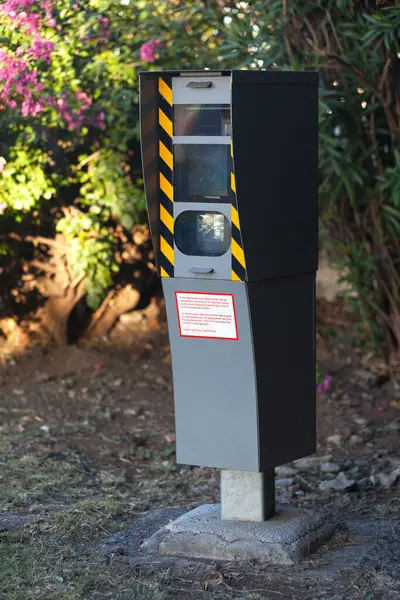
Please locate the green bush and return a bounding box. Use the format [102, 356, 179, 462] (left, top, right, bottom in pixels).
[216, 0, 400, 355]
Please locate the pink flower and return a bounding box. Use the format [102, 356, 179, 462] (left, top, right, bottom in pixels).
[30, 38, 55, 62]
[140, 39, 162, 63]
[0, 201, 7, 215]
[317, 375, 332, 393]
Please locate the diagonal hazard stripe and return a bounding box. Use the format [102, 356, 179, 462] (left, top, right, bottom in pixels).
[231, 270, 241, 281]
[159, 140, 173, 170]
[159, 77, 172, 106]
[160, 172, 174, 201]
[160, 235, 174, 266]
[231, 238, 246, 269]
[160, 204, 174, 233]
[160, 266, 170, 278]
[159, 108, 173, 137]
[231, 172, 236, 193]
[231, 205, 240, 230]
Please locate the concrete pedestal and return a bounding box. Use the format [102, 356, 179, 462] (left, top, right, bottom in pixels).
[221, 469, 275, 522]
[142, 504, 336, 564]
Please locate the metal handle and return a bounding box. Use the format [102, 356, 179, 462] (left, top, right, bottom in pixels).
[189, 267, 214, 274]
[186, 81, 213, 89]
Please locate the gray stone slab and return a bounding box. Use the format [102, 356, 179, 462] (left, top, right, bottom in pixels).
[142, 503, 336, 564]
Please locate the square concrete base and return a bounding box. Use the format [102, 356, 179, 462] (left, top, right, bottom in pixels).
[142, 504, 336, 564]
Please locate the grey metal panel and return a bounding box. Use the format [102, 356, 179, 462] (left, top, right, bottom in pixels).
[173, 202, 232, 280]
[173, 136, 230, 145]
[163, 278, 260, 471]
[172, 76, 231, 104]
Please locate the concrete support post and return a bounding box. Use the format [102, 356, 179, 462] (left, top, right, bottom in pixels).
[221, 469, 275, 522]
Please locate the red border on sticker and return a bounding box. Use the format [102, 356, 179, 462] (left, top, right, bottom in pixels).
[174, 291, 239, 341]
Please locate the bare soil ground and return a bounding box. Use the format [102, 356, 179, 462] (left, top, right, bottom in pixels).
[0, 312, 399, 599]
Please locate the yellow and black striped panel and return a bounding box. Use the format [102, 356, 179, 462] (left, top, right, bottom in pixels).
[230, 140, 246, 281]
[158, 76, 174, 278]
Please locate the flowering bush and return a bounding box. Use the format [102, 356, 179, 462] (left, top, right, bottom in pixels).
[0, 0, 229, 341]
[0, 0, 106, 128]
[140, 39, 162, 63]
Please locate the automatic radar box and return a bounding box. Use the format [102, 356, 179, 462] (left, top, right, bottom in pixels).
[140, 70, 318, 472]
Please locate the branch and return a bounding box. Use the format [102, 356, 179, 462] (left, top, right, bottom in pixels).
[326, 10, 344, 56]
[282, 1, 295, 69]
[8, 232, 22, 242]
[379, 57, 392, 92]
[321, 23, 332, 56]
[303, 16, 319, 50]
[30, 260, 56, 274]
[25, 235, 69, 249]
[75, 150, 101, 170]
[71, 273, 86, 290]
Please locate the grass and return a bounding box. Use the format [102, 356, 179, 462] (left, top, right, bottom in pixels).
[0, 493, 169, 600]
[0, 536, 168, 600]
[0, 343, 392, 600]
[0, 415, 217, 598]
[0, 439, 261, 600]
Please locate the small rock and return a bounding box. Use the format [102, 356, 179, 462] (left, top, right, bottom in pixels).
[276, 487, 294, 504]
[386, 420, 400, 433]
[353, 368, 377, 387]
[275, 477, 295, 488]
[136, 381, 148, 388]
[353, 416, 368, 427]
[124, 408, 137, 416]
[327, 434, 342, 447]
[320, 462, 341, 474]
[165, 433, 176, 443]
[294, 455, 332, 469]
[357, 477, 371, 487]
[389, 457, 400, 469]
[275, 465, 297, 477]
[349, 434, 363, 446]
[319, 472, 356, 492]
[376, 468, 400, 489]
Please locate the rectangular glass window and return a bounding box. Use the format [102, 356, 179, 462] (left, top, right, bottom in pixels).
[175, 211, 231, 256]
[174, 144, 230, 203]
[174, 104, 231, 136]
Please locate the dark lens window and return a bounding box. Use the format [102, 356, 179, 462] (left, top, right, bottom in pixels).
[175, 144, 230, 203]
[175, 211, 230, 257]
[174, 104, 231, 136]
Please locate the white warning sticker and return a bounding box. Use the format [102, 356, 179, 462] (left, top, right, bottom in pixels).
[175, 291, 238, 340]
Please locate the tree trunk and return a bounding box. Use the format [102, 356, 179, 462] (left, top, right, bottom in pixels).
[39, 294, 84, 345]
[84, 284, 141, 340]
